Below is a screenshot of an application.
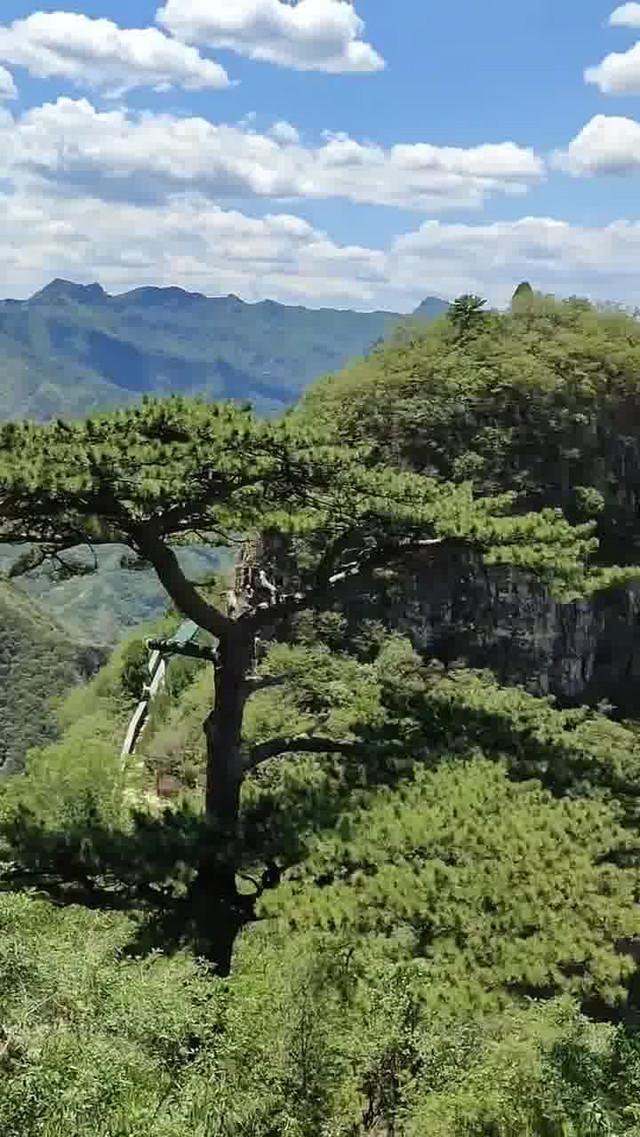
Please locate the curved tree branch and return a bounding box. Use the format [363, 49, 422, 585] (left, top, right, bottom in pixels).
[244, 734, 360, 771]
[134, 529, 231, 640]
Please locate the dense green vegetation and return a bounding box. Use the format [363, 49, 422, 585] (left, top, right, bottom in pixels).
[1, 620, 640, 1133]
[0, 278, 446, 423]
[0, 581, 104, 774]
[0, 386, 613, 957]
[2, 291, 640, 1133]
[298, 289, 640, 563]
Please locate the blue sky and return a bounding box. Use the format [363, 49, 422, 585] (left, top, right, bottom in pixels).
[1, 0, 640, 309]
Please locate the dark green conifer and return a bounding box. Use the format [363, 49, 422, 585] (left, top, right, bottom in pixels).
[511, 280, 534, 310]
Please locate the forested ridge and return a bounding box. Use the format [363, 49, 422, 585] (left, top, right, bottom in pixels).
[0, 278, 446, 424]
[2, 290, 640, 1134]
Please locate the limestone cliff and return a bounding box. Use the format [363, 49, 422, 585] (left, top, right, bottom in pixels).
[344, 551, 640, 714]
[252, 536, 640, 716]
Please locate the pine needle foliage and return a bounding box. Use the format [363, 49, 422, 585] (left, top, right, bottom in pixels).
[1, 625, 640, 1132]
[0, 394, 616, 598]
[261, 757, 639, 1012]
[0, 886, 639, 1136]
[2, 314, 640, 1132]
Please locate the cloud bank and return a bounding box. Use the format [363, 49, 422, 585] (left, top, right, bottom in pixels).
[0, 12, 230, 96]
[1, 97, 543, 211]
[157, 0, 384, 73]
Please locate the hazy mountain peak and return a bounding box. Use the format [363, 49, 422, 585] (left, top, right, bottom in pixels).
[412, 296, 450, 318]
[0, 279, 448, 424]
[30, 278, 107, 304]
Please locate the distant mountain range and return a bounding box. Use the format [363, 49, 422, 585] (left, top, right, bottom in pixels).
[0, 281, 448, 651]
[0, 280, 449, 422]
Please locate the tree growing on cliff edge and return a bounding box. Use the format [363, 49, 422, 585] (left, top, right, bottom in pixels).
[297, 293, 640, 565]
[0, 396, 620, 965]
[511, 280, 534, 309]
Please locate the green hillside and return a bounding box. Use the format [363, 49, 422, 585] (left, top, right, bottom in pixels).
[298, 289, 640, 565]
[0, 582, 104, 774]
[0, 544, 232, 646]
[1, 614, 640, 1134]
[2, 290, 640, 1133]
[0, 279, 447, 422]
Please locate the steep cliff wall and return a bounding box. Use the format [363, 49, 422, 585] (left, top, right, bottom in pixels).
[343, 551, 640, 713]
[253, 536, 640, 716]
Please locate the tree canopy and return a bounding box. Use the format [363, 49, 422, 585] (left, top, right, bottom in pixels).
[0, 388, 622, 974]
[296, 293, 640, 565]
[0, 391, 623, 609]
[2, 616, 640, 1134]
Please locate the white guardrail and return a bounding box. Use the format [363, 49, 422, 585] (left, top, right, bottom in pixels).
[120, 620, 200, 758]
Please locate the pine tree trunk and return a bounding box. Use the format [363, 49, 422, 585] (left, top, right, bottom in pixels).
[183, 630, 255, 974]
[199, 630, 252, 895]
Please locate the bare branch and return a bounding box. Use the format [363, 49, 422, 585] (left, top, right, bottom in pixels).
[242, 536, 446, 632]
[3, 537, 99, 580]
[312, 528, 363, 590]
[244, 734, 360, 771]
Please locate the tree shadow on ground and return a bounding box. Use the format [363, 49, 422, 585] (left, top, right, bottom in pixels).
[0, 774, 362, 973]
[0, 801, 228, 959]
[2, 668, 640, 977]
[0, 737, 417, 972]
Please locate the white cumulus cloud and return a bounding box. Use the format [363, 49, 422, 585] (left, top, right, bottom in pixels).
[156, 0, 384, 73]
[2, 98, 544, 211]
[553, 115, 640, 176]
[2, 176, 640, 313]
[610, 3, 640, 27]
[0, 65, 15, 100]
[585, 42, 640, 94]
[269, 120, 300, 144]
[0, 187, 391, 308]
[0, 11, 230, 97]
[585, 5, 640, 94]
[389, 215, 640, 308]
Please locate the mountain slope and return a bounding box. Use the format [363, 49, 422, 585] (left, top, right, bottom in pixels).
[0, 280, 448, 421]
[0, 545, 232, 646]
[0, 582, 105, 773]
[413, 295, 451, 319]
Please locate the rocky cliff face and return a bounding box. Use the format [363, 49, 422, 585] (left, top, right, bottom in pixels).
[255, 537, 640, 715]
[350, 551, 640, 713]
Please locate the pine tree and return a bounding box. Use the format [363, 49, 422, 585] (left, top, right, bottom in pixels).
[446, 294, 487, 339]
[0, 395, 609, 967]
